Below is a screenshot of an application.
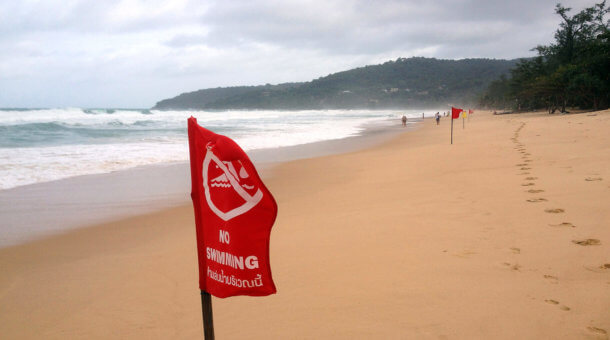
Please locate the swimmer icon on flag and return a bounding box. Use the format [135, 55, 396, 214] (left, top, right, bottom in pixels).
[188, 117, 277, 298]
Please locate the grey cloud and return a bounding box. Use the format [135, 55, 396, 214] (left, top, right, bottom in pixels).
[0, 1, 118, 35]
[0, 0, 206, 37]
[0, 0, 602, 107]
[198, 0, 594, 56]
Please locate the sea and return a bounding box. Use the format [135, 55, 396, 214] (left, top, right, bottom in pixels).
[0, 108, 434, 190]
[0, 108, 436, 247]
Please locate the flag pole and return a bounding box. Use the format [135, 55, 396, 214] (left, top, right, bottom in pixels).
[201, 290, 215, 340]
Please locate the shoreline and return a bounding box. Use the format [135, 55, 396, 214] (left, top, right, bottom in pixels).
[2, 110, 608, 339]
[0, 117, 415, 248]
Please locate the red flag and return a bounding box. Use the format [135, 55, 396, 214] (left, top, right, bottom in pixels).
[468, 109, 474, 114]
[451, 107, 462, 119]
[188, 117, 277, 298]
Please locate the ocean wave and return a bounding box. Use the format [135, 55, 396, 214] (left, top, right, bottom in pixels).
[0, 121, 185, 148]
[0, 108, 436, 190]
[0, 142, 189, 190]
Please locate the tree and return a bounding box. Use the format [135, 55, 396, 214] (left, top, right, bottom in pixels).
[480, 1, 610, 111]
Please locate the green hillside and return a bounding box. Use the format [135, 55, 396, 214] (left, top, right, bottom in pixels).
[153, 57, 519, 110]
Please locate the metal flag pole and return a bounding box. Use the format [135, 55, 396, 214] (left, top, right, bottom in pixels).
[201, 290, 215, 340]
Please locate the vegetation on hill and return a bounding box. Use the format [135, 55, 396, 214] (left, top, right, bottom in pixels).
[480, 1, 610, 112]
[153, 57, 518, 110]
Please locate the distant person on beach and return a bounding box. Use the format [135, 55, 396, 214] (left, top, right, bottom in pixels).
[401, 115, 407, 126]
[435, 112, 440, 125]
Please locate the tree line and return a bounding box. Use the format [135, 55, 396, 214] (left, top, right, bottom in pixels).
[480, 2, 610, 112]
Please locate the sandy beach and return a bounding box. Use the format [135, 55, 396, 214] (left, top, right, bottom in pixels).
[1, 110, 609, 339]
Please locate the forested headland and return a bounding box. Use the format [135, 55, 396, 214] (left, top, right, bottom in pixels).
[480, 1, 610, 112]
[153, 57, 517, 110]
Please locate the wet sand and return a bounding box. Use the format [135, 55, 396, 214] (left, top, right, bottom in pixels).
[0, 118, 407, 248]
[1, 110, 609, 339]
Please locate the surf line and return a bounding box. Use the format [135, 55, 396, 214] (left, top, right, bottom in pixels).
[206, 247, 259, 270]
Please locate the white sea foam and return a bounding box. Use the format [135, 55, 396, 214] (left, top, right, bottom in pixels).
[0, 142, 187, 189]
[0, 108, 436, 190]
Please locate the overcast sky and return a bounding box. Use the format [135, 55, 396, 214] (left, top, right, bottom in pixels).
[0, 0, 599, 108]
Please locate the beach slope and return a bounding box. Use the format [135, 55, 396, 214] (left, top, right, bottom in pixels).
[1, 110, 609, 339]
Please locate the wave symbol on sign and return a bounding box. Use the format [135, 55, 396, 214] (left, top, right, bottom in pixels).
[202, 149, 263, 221]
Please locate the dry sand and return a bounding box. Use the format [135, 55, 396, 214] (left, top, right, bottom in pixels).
[1, 110, 609, 339]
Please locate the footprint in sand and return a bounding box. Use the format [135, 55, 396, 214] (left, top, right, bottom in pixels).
[502, 262, 521, 271]
[545, 299, 570, 311]
[549, 222, 575, 228]
[572, 239, 601, 246]
[527, 198, 547, 202]
[523, 159, 532, 163]
[519, 172, 531, 175]
[525, 177, 538, 180]
[602, 264, 610, 269]
[545, 208, 565, 213]
[510, 247, 521, 254]
[522, 183, 536, 186]
[586, 326, 608, 338]
[543, 275, 559, 284]
[521, 167, 531, 170]
[528, 189, 545, 193]
[516, 163, 528, 166]
[585, 177, 603, 181]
